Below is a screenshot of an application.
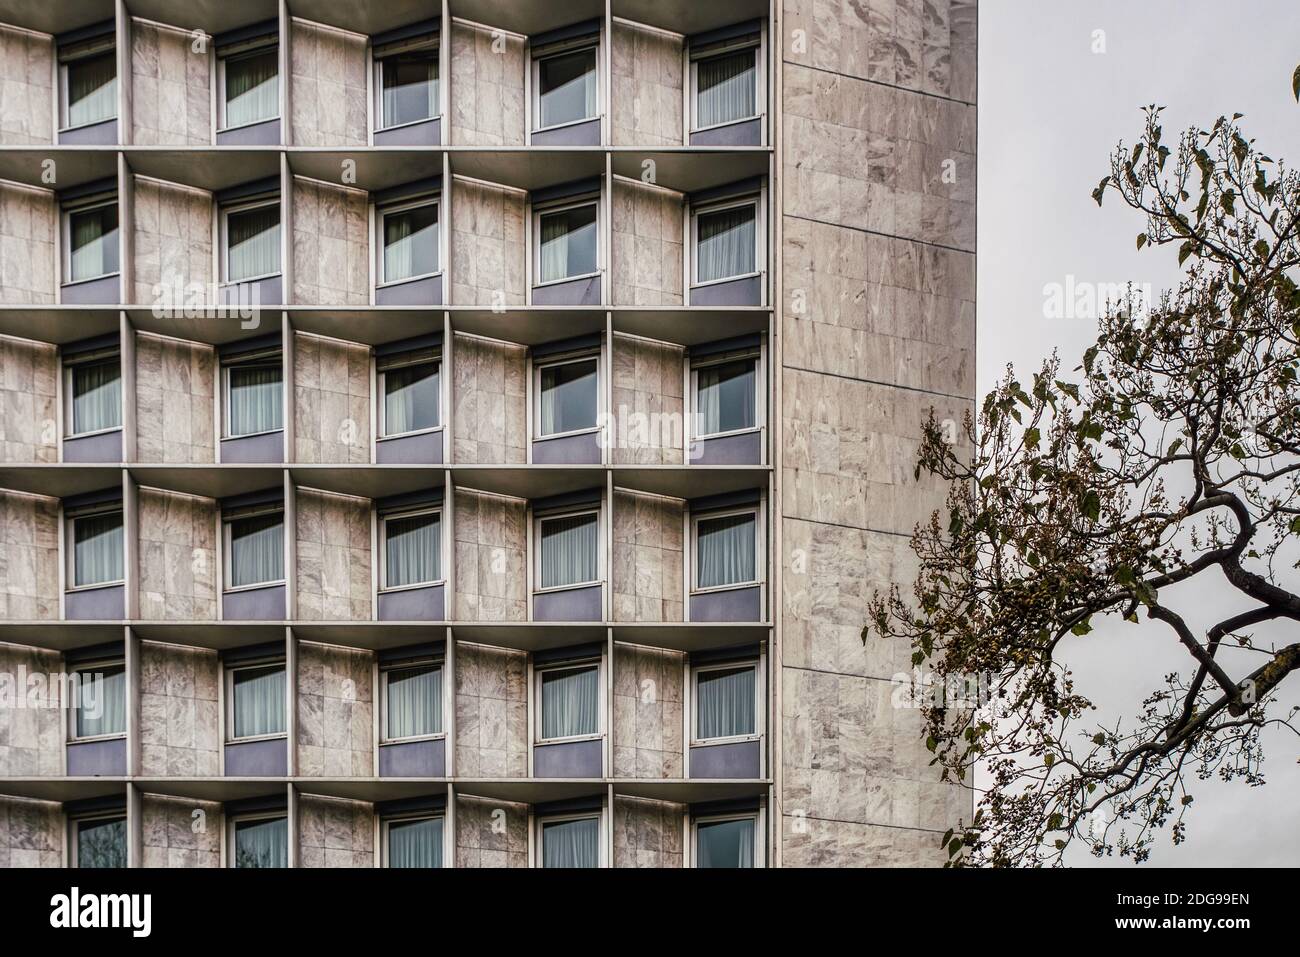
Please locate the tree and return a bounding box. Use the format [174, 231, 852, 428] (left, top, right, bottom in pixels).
[866, 97, 1300, 866]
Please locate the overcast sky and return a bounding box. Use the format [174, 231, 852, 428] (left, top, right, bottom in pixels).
[978, 0, 1300, 866]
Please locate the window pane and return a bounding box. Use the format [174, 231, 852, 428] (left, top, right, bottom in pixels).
[387, 664, 442, 738]
[69, 204, 119, 282]
[538, 203, 597, 283]
[75, 663, 126, 738]
[224, 48, 278, 128]
[227, 360, 283, 436]
[234, 817, 287, 868]
[697, 513, 756, 588]
[538, 48, 596, 128]
[77, 818, 126, 868]
[540, 512, 597, 589]
[382, 52, 438, 127]
[696, 50, 756, 128]
[66, 52, 117, 127]
[383, 361, 440, 434]
[539, 358, 597, 435]
[229, 512, 284, 587]
[226, 204, 281, 282]
[71, 357, 122, 434]
[383, 204, 439, 282]
[696, 666, 755, 739]
[232, 664, 286, 738]
[385, 512, 441, 588]
[74, 511, 123, 587]
[542, 816, 599, 868]
[388, 817, 443, 867]
[697, 358, 756, 435]
[696, 205, 756, 283]
[540, 665, 598, 739]
[697, 818, 755, 868]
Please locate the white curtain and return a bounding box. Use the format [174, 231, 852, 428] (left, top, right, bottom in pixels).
[697, 513, 756, 588]
[71, 359, 122, 435]
[697, 666, 755, 739]
[542, 817, 599, 868]
[77, 818, 126, 869]
[232, 664, 286, 738]
[227, 205, 280, 282]
[383, 204, 438, 282]
[541, 665, 598, 739]
[234, 817, 288, 868]
[76, 664, 126, 738]
[541, 513, 597, 589]
[387, 664, 442, 738]
[697, 359, 755, 435]
[67, 52, 116, 128]
[385, 513, 440, 588]
[539, 359, 597, 435]
[697, 51, 755, 127]
[230, 513, 283, 587]
[697, 206, 756, 283]
[382, 53, 437, 127]
[74, 511, 123, 587]
[539, 48, 596, 128]
[697, 818, 755, 868]
[539, 205, 596, 283]
[228, 361, 282, 436]
[388, 817, 443, 868]
[69, 205, 119, 282]
[225, 48, 278, 128]
[384, 361, 439, 435]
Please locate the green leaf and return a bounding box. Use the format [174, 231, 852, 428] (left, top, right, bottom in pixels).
[1293, 64, 1300, 102]
[1081, 490, 1102, 522]
[1092, 733, 1106, 745]
[1136, 233, 1147, 250]
[1024, 426, 1041, 449]
[1071, 619, 1093, 636]
[1178, 241, 1194, 266]
[1091, 177, 1109, 206]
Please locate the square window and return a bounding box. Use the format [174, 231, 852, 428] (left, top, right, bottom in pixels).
[70, 509, 124, 589]
[540, 815, 599, 868]
[537, 356, 598, 436]
[75, 816, 127, 868]
[223, 202, 281, 283]
[63, 48, 116, 129]
[380, 201, 439, 284]
[538, 663, 599, 740]
[694, 203, 757, 284]
[694, 663, 756, 741]
[65, 202, 119, 283]
[380, 51, 439, 128]
[385, 816, 443, 867]
[66, 354, 122, 436]
[380, 359, 440, 436]
[695, 816, 756, 868]
[382, 511, 441, 589]
[536, 46, 597, 129]
[537, 202, 597, 284]
[228, 662, 286, 740]
[383, 662, 443, 740]
[538, 511, 598, 590]
[694, 511, 757, 589]
[693, 48, 757, 129]
[221, 46, 278, 130]
[72, 661, 127, 739]
[225, 511, 284, 589]
[224, 356, 283, 438]
[232, 815, 288, 868]
[695, 357, 756, 436]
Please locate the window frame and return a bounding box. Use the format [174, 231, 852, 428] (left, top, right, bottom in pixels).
[221, 348, 284, 440]
[70, 812, 127, 869]
[530, 37, 600, 134]
[533, 351, 600, 441]
[380, 657, 445, 744]
[373, 39, 440, 132]
[60, 196, 120, 287]
[67, 658, 127, 743]
[221, 505, 286, 593]
[228, 811, 288, 868]
[381, 812, 445, 867]
[219, 196, 282, 286]
[216, 40, 280, 133]
[375, 196, 441, 287]
[377, 350, 442, 439]
[58, 37, 117, 133]
[534, 658, 603, 745]
[535, 810, 604, 868]
[689, 195, 763, 288]
[690, 811, 763, 868]
[532, 196, 601, 288]
[689, 505, 762, 594]
[534, 505, 602, 594]
[378, 506, 444, 593]
[689, 348, 762, 442]
[688, 37, 763, 134]
[690, 659, 762, 747]
[224, 657, 288, 744]
[62, 346, 123, 439]
[65, 503, 125, 592]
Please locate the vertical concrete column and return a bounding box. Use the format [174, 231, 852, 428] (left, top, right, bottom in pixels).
[443, 470, 454, 613]
[601, 0, 612, 146]
[125, 625, 140, 775]
[278, 0, 292, 146]
[604, 628, 613, 776]
[442, 308, 452, 462]
[445, 781, 456, 868]
[285, 626, 298, 775]
[119, 311, 137, 460]
[115, 0, 133, 144]
[286, 783, 298, 867]
[281, 312, 295, 459]
[440, 0, 451, 142]
[444, 624, 455, 781]
[117, 153, 135, 306]
[127, 783, 143, 867]
[283, 471, 297, 618]
[123, 468, 139, 619]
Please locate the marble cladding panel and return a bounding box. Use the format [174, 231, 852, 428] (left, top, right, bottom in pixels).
[611, 335, 685, 465]
[0, 336, 58, 463]
[139, 641, 221, 776]
[452, 491, 527, 622]
[297, 641, 375, 777]
[449, 179, 526, 307]
[141, 794, 222, 867]
[136, 489, 218, 620]
[613, 796, 684, 867]
[611, 21, 683, 146]
[131, 177, 213, 303]
[297, 794, 375, 867]
[293, 332, 370, 463]
[290, 19, 368, 147]
[611, 180, 684, 306]
[131, 19, 212, 145]
[0, 27, 54, 145]
[451, 333, 527, 464]
[291, 178, 370, 305]
[0, 491, 59, 620]
[0, 798, 62, 867]
[612, 643, 684, 778]
[454, 642, 527, 777]
[295, 489, 373, 622]
[449, 22, 525, 146]
[612, 491, 683, 623]
[0, 184, 55, 303]
[455, 795, 528, 867]
[0, 645, 63, 776]
[135, 332, 216, 463]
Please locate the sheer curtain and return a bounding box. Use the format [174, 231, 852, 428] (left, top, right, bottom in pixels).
[76, 664, 126, 738]
[382, 53, 437, 127]
[383, 361, 439, 435]
[230, 513, 283, 587]
[235, 817, 288, 868]
[71, 359, 122, 435]
[540, 513, 597, 588]
[539, 359, 597, 435]
[74, 511, 123, 587]
[228, 361, 282, 436]
[697, 206, 756, 283]
[232, 664, 286, 738]
[387, 664, 442, 738]
[226, 205, 280, 282]
[541, 666, 598, 739]
[697, 359, 756, 435]
[697, 818, 755, 868]
[383, 204, 438, 282]
[385, 513, 440, 588]
[539, 205, 596, 283]
[225, 48, 278, 128]
[539, 48, 596, 128]
[542, 817, 599, 868]
[697, 666, 755, 739]
[697, 513, 756, 588]
[388, 817, 443, 867]
[67, 53, 117, 127]
[70, 205, 119, 281]
[77, 818, 126, 868]
[697, 51, 756, 128]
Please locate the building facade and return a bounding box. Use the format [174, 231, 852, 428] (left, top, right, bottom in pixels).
[0, 0, 975, 868]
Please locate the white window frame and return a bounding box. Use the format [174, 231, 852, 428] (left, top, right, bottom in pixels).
[689, 659, 762, 747]
[65, 504, 125, 592]
[381, 812, 445, 867]
[70, 812, 127, 868]
[688, 37, 763, 134]
[378, 507, 444, 592]
[222, 506, 286, 592]
[689, 349, 762, 442]
[380, 658, 445, 743]
[689, 195, 764, 289]
[534, 658, 603, 745]
[377, 352, 441, 439]
[221, 349, 283, 440]
[60, 197, 120, 287]
[62, 347, 122, 439]
[58, 37, 117, 132]
[533, 351, 600, 441]
[375, 196, 441, 287]
[219, 197, 282, 285]
[373, 39, 440, 131]
[227, 811, 288, 868]
[534, 809, 606, 868]
[216, 40, 279, 132]
[689, 810, 764, 868]
[532, 196, 601, 288]
[224, 658, 288, 744]
[530, 37, 600, 134]
[689, 505, 762, 594]
[534, 506, 602, 595]
[67, 658, 127, 743]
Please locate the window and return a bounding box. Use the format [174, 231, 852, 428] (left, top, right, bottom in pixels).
[535, 200, 597, 285]
[219, 44, 278, 130]
[68, 507, 124, 589]
[694, 509, 757, 590]
[221, 200, 281, 283]
[690, 39, 760, 131]
[537, 662, 599, 741]
[223, 352, 283, 438]
[384, 815, 443, 867]
[227, 661, 286, 740]
[379, 200, 439, 284]
[63, 200, 119, 284]
[71, 660, 126, 740]
[377, 47, 439, 129]
[381, 509, 441, 590]
[693, 662, 757, 742]
[693, 200, 758, 285]
[379, 355, 440, 437]
[537, 510, 598, 590]
[74, 816, 127, 868]
[533, 43, 597, 130]
[539, 814, 599, 868]
[232, 815, 287, 868]
[694, 356, 757, 437]
[60, 38, 116, 130]
[64, 350, 122, 436]
[383, 661, 443, 741]
[536, 355, 598, 437]
[694, 815, 756, 868]
[224, 509, 284, 589]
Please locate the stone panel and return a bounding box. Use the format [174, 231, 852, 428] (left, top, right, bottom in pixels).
[453, 491, 527, 621]
[131, 19, 211, 145]
[611, 21, 682, 146]
[449, 22, 525, 146]
[291, 178, 369, 305]
[139, 641, 220, 776]
[293, 332, 370, 463]
[295, 489, 372, 621]
[297, 794, 374, 866]
[610, 335, 684, 464]
[0, 184, 55, 303]
[612, 643, 684, 778]
[141, 794, 222, 867]
[0, 798, 61, 867]
[455, 794, 528, 867]
[131, 177, 213, 303]
[612, 491, 683, 623]
[0, 27, 54, 145]
[613, 796, 683, 867]
[0, 645, 63, 776]
[611, 180, 684, 306]
[290, 20, 368, 147]
[0, 491, 59, 620]
[449, 179, 526, 306]
[137, 489, 218, 620]
[0, 336, 58, 463]
[454, 642, 527, 777]
[452, 333, 526, 464]
[296, 641, 374, 777]
[134, 332, 216, 463]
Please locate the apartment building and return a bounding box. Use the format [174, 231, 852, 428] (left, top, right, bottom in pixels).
[0, 0, 976, 868]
